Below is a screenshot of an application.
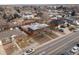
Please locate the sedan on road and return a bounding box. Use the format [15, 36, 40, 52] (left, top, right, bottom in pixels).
[70, 44, 79, 54]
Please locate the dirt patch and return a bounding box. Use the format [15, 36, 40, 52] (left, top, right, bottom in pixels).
[32, 33, 51, 44]
[3, 43, 18, 55]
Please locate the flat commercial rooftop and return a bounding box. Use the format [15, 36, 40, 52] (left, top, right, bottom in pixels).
[21, 23, 49, 31]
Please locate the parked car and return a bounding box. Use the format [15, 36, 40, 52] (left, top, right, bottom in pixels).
[58, 28, 64, 32]
[22, 49, 35, 55]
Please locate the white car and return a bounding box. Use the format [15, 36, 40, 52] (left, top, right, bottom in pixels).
[70, 45, 79, 54]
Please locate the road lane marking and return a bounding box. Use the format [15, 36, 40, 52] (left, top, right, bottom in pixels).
[47, 36, 79, 54]
[37, 38, 79, 53]
[33, 33, 79, 54]
[32, 32, 79, 54]
[35, 31, 79, 50]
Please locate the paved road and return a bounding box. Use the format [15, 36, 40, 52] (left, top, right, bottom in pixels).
[31, 31, 79, 55]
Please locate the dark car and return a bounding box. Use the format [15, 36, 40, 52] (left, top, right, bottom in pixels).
[76, 44, 79, 47]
